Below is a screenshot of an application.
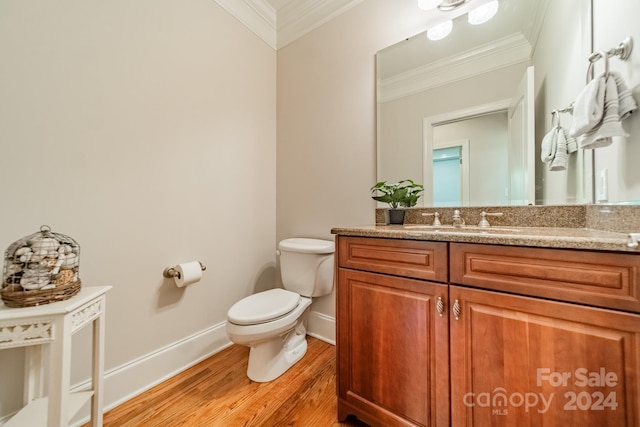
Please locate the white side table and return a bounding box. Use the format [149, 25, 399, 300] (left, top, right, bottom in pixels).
[0, 286, 111, 427]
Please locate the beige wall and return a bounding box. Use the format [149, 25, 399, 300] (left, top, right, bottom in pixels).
[276, 0, 438, 320]
[0, 0, 275, 419]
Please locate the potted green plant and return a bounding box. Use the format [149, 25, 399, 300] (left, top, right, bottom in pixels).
[370, 179, 424, 224]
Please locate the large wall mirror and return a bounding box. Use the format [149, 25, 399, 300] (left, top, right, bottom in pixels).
[377, 0, 596, 207]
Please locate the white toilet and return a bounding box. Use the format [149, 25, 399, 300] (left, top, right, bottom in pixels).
[226, 238, 335, 382]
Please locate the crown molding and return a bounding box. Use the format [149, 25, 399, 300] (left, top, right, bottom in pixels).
[525, 0, 550, 58]
[276, 0, 364, 49]
[215, 0, 363, 50]
[379, 33, 533, 103]
[215, 0, 278, 49]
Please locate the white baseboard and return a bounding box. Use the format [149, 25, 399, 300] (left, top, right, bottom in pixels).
[306, 310, 336, 345]
[69, 321, 232, 426]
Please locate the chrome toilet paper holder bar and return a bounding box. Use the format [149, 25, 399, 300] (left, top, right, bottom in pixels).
[163, 261, 207, 279]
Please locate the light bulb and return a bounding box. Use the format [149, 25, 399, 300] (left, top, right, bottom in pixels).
[468, 0, 499, 25]
[427, 20, 453, 40]
[418, 0, 441, 11]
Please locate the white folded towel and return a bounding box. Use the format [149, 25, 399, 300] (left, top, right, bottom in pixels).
[570, 74, 606, 137]
[610, 71, 638, 120]
[580, 75, 628, 149]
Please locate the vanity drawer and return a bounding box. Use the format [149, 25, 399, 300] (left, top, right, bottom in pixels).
[337, 236, 448, 283]
[450, 243, 640, 313]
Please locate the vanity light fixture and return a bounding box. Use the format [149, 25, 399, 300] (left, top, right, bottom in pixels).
[427, 20, 453, 40]
[468, 0, 499, 25]
[421, 0, 499, 41]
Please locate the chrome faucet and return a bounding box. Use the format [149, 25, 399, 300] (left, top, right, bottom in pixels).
[421, 212, 441, 226]
[478, 211, 504, 228]
[452, 210, 465, 228]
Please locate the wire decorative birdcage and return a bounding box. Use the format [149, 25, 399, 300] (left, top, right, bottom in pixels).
[1, 225, 81, 307]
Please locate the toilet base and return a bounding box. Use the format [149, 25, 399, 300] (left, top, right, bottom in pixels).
[247, 318, 308, 382]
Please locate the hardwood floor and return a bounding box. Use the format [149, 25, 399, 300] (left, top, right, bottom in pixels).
[91, 336, 368, 427]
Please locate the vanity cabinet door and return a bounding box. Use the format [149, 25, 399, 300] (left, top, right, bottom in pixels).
[337, 268, 450, 427]
[449, 285, 640, 427]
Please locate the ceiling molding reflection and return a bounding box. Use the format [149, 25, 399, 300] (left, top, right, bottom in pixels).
[215, 0, 363, 50]
[379, 33, 533, 102]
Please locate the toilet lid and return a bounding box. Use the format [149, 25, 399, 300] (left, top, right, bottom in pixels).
[227, 288, 301, 325]
[278, 238, 335, 254]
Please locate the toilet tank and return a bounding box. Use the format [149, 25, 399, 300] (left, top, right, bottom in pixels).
[278, 238, 335, 297]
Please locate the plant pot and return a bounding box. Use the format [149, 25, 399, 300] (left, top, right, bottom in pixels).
[388, 209, 405, 225]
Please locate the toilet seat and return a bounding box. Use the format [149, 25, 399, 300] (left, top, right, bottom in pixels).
[227, 288, 300, 326]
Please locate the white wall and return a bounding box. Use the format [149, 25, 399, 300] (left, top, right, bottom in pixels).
[533, 0, 640, 205]
[592, 0, 640, 203]
[0, 0, 275, 421]
[532, 0, 592, 204]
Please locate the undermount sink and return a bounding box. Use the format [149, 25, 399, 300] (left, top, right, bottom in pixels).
[403, 225, 523, 234]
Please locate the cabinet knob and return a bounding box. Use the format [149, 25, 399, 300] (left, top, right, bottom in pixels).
[453, 299, 461, 320]
[436, 296, 445, 316]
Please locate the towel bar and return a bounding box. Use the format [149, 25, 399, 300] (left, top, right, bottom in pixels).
[551, 103, 575, 127]
[587, 36, 633, 82]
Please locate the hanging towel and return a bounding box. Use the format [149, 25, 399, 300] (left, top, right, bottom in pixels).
[541, 125, 577, 171]
[580, 75, 628, 149]
[570, 74, 606, 137]
[562, 127, 578, 154]
[610, 71, 638, 120]
[550, 127, 571, 171]
[540, 127, 558, 164]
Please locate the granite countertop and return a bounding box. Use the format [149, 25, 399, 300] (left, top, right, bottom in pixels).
[331, 224, 640, 252]
[332, 205, 640, 252]
[330, 224, 639, 253]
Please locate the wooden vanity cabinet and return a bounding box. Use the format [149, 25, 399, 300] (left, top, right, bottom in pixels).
[449, 285, 640, 426]
[336, 236, 450, 427]
[449, 243, 640, 427]
[336, 236, 640, 427]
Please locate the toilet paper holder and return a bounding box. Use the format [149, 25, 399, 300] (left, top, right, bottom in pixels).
[163, 261, 207, 279]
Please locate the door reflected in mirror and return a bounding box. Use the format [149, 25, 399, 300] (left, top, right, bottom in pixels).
[432, 142, 469, 206]
[430, 112, 507, 206]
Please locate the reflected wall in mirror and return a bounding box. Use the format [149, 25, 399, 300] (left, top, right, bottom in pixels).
[591, 0, 640, 204]
[377, 0, 598, 207]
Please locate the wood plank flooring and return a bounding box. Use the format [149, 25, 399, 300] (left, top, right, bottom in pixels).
[90, 336, 368, 427]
